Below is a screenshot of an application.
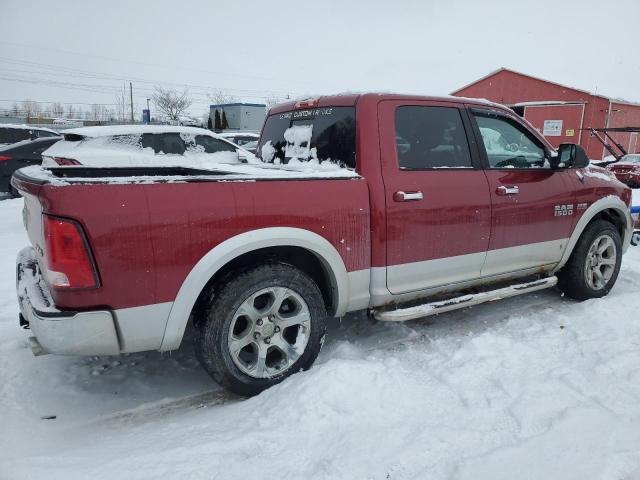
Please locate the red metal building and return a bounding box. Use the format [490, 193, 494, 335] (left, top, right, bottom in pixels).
[452, 68, 640, 160]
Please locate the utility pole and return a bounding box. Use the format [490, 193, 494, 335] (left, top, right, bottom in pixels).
[129, 82, 134, 123]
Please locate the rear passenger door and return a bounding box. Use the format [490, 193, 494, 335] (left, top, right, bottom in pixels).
[379, 100, 492, 294]
[468, 108, 576, 276]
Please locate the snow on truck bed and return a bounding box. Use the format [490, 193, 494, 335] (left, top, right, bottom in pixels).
[18, 160, 360, 185]
[2, 195, 640, 479]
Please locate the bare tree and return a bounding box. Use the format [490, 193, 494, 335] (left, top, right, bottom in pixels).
[22, 99, 40, 121]
[152, 86, 192, 121]
[66, 104, 76, 119]
[90, 104, 108, 121]
[50, 102, 64, 118]
[264, 96, 285, 109]
[10, 103, 19, 116]
[114, 85, 128, 122]
[208, 89, 238, 106]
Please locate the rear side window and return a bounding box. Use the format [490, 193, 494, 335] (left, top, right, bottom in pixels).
[395, 106, 472, 169]
[139, 133, 186, 154]
[258, 106, 356, 168]
[234, 136, 257, 146]
[194, 135, 236, 154]
[35, 130, 59, 138]
[0, 127, 31, 144]
[106, 133, 238, 157]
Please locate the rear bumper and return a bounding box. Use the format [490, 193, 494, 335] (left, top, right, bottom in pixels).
[16, 247, 120, 355]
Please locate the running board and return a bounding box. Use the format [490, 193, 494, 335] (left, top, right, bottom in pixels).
[373, 276, 558, 322]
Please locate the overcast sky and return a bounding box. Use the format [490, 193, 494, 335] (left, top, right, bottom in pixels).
[0, 0, 637, 117]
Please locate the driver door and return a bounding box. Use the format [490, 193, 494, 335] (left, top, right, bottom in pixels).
[469, 108, 576, 277]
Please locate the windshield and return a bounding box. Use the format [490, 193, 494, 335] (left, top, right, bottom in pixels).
[622, 154, 640, 163]
[257, 106, 356, 169]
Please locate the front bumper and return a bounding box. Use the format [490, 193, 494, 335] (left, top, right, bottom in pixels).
[16, 247, 120, 355]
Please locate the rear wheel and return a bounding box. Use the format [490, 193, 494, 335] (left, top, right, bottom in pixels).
[557, 220, 622, 300]
[195, 263, 328, 397]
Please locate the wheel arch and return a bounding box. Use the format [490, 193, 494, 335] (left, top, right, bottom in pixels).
[159, 227, 350, 351]
[553, 195, 633, 273]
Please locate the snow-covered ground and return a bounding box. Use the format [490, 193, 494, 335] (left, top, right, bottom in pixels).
[1, 197, 640, 479]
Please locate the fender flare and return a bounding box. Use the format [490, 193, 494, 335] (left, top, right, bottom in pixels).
[159, 227, 349, 351]
[553, 195, 633, 273]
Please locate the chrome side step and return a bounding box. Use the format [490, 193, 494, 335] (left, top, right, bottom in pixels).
[373, 276, 558, 322]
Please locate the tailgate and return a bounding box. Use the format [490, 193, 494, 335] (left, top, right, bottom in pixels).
[12, 171, 46, 271]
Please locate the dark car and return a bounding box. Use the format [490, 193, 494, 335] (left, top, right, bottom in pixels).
[0, 124, 60, 148]
[0, 137, 62, 197]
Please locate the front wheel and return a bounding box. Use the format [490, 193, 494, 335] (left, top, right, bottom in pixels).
[195, 263, 328, 397]
[557, 220, 622, 300]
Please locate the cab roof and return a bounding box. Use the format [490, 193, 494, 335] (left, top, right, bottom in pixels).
[268, 92, 508, 115]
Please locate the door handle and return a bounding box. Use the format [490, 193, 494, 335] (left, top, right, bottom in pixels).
[394, 191, 423, 202]
[496, 185, 519, 196]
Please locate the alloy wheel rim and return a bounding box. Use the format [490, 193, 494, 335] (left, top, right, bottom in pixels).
[583, 234, 617, 290]
[227, 286, 311, 379]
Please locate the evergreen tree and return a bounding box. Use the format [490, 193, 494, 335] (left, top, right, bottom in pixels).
[214, 109, 222, 130]
[221, 111, 229, 130]
[207, 116, 213, 130]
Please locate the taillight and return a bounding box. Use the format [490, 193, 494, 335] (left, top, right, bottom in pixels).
[53, 157, 81, 166]
[295, 97, 319, 108]
[43, 215, 99, 289]
[0, 155, 12, 162]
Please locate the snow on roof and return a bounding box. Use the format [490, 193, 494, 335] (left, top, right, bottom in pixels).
[451, 68, 640, 106]
[218, 132, 260, 138]
[510, 100, 587, 107]
[209, 103, 266, 108]
[0, 123, 59, 134]
[62, 125, 216, 138]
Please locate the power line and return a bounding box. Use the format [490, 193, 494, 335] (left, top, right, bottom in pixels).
[0, 40, 323, 89]
[0, 56, 295, 97]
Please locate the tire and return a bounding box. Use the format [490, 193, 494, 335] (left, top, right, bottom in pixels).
[557, 220, 622, 300]
[194, 263, 328, 397]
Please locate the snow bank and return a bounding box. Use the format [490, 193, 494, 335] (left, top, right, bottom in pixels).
[2, 199, 640, 479]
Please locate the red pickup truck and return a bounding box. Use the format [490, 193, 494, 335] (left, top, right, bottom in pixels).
[13, 94, 634, 396]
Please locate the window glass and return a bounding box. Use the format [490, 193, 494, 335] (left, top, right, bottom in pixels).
[35, 130, 59, 138]
[235, 136, 257, 146]
[194, 135, 236, 154]
[394, 106, 472, 169]
[157, 133, 186, 155]
[140, 133, 157, 152]
[474, 114, 548, 169]
[0, 128, 31, 144]
[257, 106, 356, 168]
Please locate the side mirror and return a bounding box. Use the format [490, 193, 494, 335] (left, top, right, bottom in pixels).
[556, 143, 589, 169]
[237, 150, 248, 164]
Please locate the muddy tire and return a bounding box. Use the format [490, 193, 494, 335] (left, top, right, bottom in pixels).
[194, 263, 328, 397]
[557, 220, 622, 300]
